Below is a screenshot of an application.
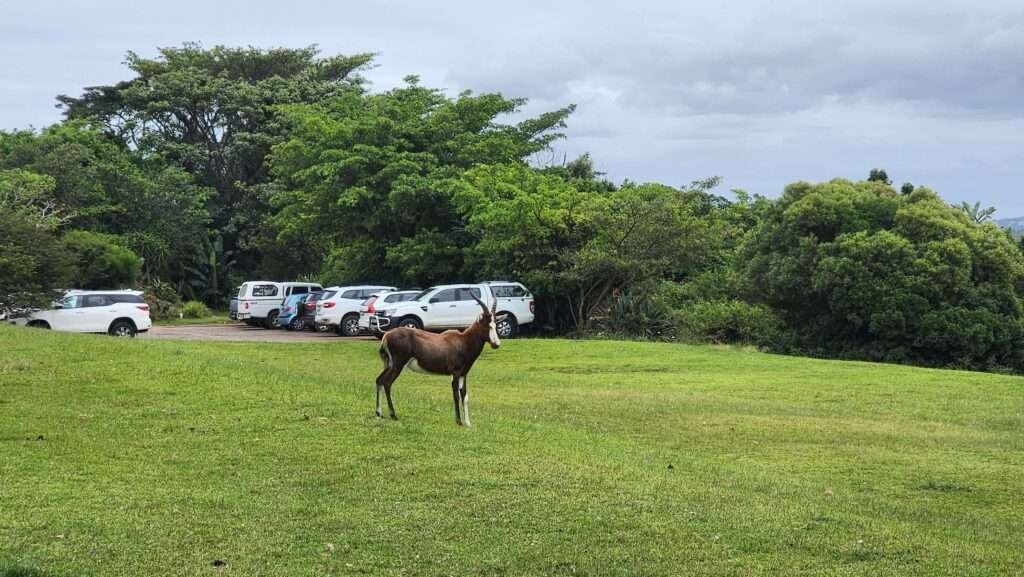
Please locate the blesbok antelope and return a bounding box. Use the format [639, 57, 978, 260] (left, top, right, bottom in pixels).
[375, 295, 504, 426]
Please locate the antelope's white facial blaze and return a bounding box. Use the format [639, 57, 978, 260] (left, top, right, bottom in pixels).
[488, 316, 500, 348]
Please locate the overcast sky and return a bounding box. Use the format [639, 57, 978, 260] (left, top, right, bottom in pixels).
[2, 1, 1022, 213]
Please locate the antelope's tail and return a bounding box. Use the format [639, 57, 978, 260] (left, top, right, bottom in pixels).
[379, 333, 393, 369]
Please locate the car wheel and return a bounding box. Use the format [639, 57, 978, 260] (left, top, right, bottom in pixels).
[108, 320, 136, 338]
[285, 319, 296, 331]
[27, 320, 50, 329]
[265, 310, 279, 329]
[340, 314, 361, 337]
[496, 314, 518, 338]
[398, 316, 422, 330]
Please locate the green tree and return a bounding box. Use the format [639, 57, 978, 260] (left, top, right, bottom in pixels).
[957, 200, 996, 223]
[266, 78, 575, 285]
[455, 164, 716, 330]
[742, 179, 1024, 371]
[0, 211, 76, 310]
[868, 168, 892, 185]
[0, 168, 69, 229]
[63, 231, 142, 289]
[58, 44, 374, 285]
[0, 123, 211, 288]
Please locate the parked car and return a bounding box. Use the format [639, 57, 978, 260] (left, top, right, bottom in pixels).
[359, 290, 421, 333]
[276, 294, 309, 331]
[480, 281, 536, 337]
[231, 281, 323, 328]
[294, 290, 326, 331]
[374, 282, 535, 337]
[9, 290, 151, 337]
[315, 285, 396, 336]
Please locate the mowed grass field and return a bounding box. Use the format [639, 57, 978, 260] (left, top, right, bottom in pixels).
[1, 326, 1022, 577]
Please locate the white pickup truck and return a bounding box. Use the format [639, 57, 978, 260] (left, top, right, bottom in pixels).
[372, 281, 534, 337]
[231, 281, 323, 328]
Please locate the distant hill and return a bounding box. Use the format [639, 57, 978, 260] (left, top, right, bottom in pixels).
[995, 217, 1024, 237]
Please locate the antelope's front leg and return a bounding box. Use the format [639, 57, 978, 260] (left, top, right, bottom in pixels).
[459, 376, 471, 427]
[451, 376, 463, 426]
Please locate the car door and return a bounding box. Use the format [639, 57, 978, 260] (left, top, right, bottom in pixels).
[78, 294, 113, 332]
[426, 288, 459, 327]
[450, 287, 483, 328]
[48, 294, 82, 331]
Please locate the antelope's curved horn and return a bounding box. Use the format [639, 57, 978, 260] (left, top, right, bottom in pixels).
[471, 294, 489, 314]
[491, 297, 497, 314]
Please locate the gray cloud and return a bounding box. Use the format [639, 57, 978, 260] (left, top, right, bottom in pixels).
[2, 0, 1022, 212]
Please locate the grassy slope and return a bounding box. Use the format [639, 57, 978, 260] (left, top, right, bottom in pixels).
[1, 326, 1021, 577]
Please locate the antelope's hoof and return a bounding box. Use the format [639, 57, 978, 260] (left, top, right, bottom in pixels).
[375, 411, 383, 419]
[389, 414, 399, 421]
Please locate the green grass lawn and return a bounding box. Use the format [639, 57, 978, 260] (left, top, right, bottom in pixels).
[155, 311, 231, 326]
[1, 326, 1022, 577]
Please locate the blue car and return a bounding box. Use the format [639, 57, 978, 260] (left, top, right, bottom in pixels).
[276, 294, 307, 330]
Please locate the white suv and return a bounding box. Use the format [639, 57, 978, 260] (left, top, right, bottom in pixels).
[315, 285, 396, 336]
[481, 281, 535, 337]
[374, 282, 534, 337]
[359, 290, 421, 333]
[11, 290, 152, 337]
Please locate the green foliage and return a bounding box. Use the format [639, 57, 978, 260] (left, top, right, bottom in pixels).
[142, 279, 182, 321]
[867, 168, 891, 185]
[957, 200, 996, 223]
[598, 290, 677, 340]
[58, 44, 375, 291]
[675, 300, 783, 346]
[0, 212, 76, 309]
[0, 123, 212, 287]
[62, 230, 141, 290]
[742, 179, 1024, 371]
[266, 80, 574, 285]
[180, 300, 212, 319]
[456, 164, 722, 329]
[0, 168, 68, 229]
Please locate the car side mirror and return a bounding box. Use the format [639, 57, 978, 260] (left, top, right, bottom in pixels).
[54, 304, 64, 309]
[429, 297, 440, 304]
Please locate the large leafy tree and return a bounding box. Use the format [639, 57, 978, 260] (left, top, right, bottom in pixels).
[57, 44, 374, 286]
[455, 164, 717, 329]
[742, 179, 1024, 370]
[0, 123, 211, 292]
[266, 78, 575, 284]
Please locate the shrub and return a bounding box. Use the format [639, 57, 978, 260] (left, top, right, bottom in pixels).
[63, 230, 141, 289]
[598, 290, 677, 340]
[675, 300, 783, 346]
[142, 279, 181, 321]
[180, 300, 211, 319]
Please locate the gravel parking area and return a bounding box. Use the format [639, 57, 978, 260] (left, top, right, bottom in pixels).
[146, 323, 374, 342]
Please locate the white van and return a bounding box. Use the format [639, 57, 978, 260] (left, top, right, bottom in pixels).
[231, 281, 322, 328]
